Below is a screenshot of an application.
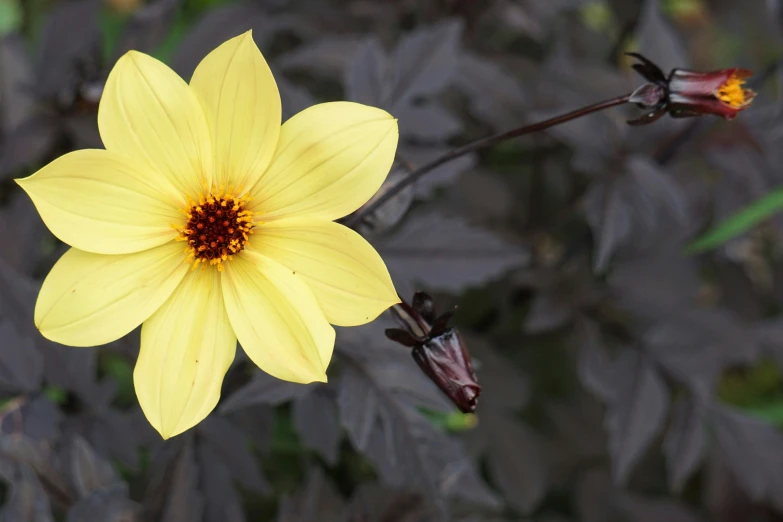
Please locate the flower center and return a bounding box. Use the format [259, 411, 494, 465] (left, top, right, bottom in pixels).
[716, 74, 752, 108]
[177, 189, 254, 271]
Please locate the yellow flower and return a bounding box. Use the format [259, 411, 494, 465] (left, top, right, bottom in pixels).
[16, 32, 399, 439]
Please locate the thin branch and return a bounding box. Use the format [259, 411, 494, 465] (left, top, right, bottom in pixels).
[345, 94, 632, 228]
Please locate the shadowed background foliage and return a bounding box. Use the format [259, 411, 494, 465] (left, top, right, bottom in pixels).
[2, 0, 783, 520]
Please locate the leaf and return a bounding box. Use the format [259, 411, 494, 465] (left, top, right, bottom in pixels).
[687, 187, 783, 253]
[583, 180, 633, 272]
[34, 0, 101, 99]
[276, 468, 345, 522]
[468, 338, 529, 412]
[613, 492, 702, 522]
[389, 20, 463, 106]
[336, 322, 499, 511]
[344, 38, 387, 107]
[642, 308, 757, 397]
[0, 464, 54, 522]
[198, 417, 269, 494]
[584, 158, 689, 271]
[278, 37, 361, 79]
[710, 404, 783, 510]
[373, 209, 529, 298]
[292, 389, 341, 465]
[220, 371, 313, 412]
[68, 435, 119, 499]
[0, 34, 34, 133]
[576, 321, 615, 402]
[145, 438, 204, 522]
[602, 350, 669, 484]
[66, 486, 140, 522]
[455, 52, 527, 130]
[169, 3, 271, 78]
[0, 322, 43, 393]
[663, 397, 706, 492]
[347, 484, 435, 522]
[112, 0, 182, 59]
[478, 410, 548, 514]
[397, 144, 477, 199]
[635, 0, 689, 71]
[395, 103, 462, 142]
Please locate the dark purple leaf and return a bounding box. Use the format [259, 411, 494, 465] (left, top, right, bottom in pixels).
[398, 144, 478, 200]
[292, 390, 341, 465]
[0, 34, 35, 134]
[277, 75, 314, 122]
[395, 103, 462, 142]
[583, 179, 633, 272]
[113, 0, 182, 58]
[469, 338, 529, 412]
[664, 397, 706, 492]
[170, 4, 271, 79]
[276, 468, 345, 522]
[145, 438, 204, 522]
[642, 309, 757, 397]
[336, 323, 498, 510]
[577, 321, 615, 402]
[613, 492, 702, 522]
[0, 322, 44, 393]
[602, 350, 669, 483]
[220, 371, 313, 412]
[636, 0, 689, 71]
[35, 0, 101, 99]
[66, 486, 140, 522]
[710, 404, 783, 510]
[389, 20, 463, 106]
[347, 484, 434, 522]
[373, 210, 529, 298]
[196, 441, 245, 522]
[477, 410, 547, 514]
[455, 52, 527, 130]
[1, 397, 62, 442]
[279, 37, 361, 80]
[198, 417, 269, 493]
[344, 38, 387, 107]
[67, 435, 119, 498]
[0, 463, 54, 522]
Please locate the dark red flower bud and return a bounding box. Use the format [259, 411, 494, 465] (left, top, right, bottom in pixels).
[411, 328, 480, 413]
[385, 292, 481, 413]
[625, 53, 755, 126]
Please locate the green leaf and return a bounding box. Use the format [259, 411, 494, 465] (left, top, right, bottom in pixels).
[0, 0, 22, 36]
[687, 187, 783, 253]
[744, 400, 783, 427]
[418, 407, 478, 433]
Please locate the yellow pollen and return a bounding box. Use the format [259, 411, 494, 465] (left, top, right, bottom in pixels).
[175, 186, 254, 272]
[716, 74, 753, 108]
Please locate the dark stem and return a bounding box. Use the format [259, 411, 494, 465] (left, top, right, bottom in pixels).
[345, 94, 632, 228]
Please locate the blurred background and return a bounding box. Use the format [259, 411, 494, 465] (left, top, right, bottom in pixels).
[2, 0, 783, 520]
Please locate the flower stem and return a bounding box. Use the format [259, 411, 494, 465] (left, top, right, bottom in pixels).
[345, 93, 632, 228]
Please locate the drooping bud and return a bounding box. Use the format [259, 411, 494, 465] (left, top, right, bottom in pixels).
[625, 53, 755, 126]
[385, 292, 480, 413]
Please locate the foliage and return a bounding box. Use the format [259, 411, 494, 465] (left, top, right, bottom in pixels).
[2, 0, 783, 520]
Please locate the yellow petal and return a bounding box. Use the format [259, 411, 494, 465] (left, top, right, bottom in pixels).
[99, 51, 212, 201]
[35, 242, 188, 347]
[221, 251, 335, 383]
[248, 102, 398, 221]
[190, 31, 281, 192]
[16, 149, 183, 255]
[252, 218, 399, 326]
[135, 268, 236, 439]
